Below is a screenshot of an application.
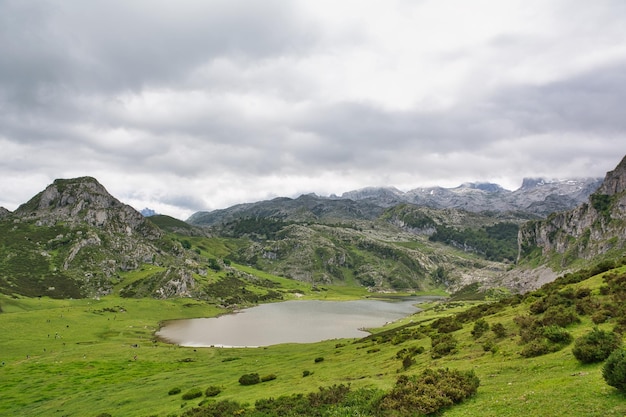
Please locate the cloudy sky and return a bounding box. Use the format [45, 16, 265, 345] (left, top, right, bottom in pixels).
[1, 0, 625, 219]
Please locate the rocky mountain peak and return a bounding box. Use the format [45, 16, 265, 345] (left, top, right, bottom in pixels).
[0, 206, 10, 219]
[595, 155, 626, 196]
[14, 176, 161, 238]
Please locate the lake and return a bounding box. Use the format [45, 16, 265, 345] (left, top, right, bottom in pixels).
[156, 296, 439, 347]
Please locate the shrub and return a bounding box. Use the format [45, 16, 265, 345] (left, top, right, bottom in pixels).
[314, 356, 325, 363]
[238, 373, 261, 386]
[302, 370, 311, 377]
[471, 319, 490, 339]
[433, 316, 463, 333]
[542, 305, 580, 327]
[431, 334, 458, 358]
[573, 328, 623, 364]
[491, 322, 507, 338]
[168, 387, 181, 395]
[603, 348, 626, 392]
[182, 388, 203, 400]
[261, 374, 277, 382]
[402, 355, 414, 370]
[543, 325, 572, 344]
[205, 386, 221, 397]
[378, 368, 479, 415]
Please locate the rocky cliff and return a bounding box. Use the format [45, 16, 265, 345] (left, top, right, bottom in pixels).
[518, 155, 626, 266]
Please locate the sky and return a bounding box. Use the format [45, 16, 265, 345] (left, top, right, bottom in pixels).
[1, 0, 625, 220]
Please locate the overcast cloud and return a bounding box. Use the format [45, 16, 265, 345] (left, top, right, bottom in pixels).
[1, 0, 625, 219]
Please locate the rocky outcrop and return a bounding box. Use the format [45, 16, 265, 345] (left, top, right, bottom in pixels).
[0, 207, 9, 219]
[1, 177, 201, 299]
[14, 177, 161, 239]
[518, 155, 626, 266]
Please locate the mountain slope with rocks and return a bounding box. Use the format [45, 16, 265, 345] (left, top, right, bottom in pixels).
[495, 155, 626, 293]
[0, 177, 201, 299]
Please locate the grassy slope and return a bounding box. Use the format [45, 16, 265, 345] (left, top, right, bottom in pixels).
[1, 268, 626, 417]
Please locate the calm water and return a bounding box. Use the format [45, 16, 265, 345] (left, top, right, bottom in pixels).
[156, 297, 438, 347]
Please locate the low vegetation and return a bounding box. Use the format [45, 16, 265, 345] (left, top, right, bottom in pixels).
[1, 261, 626, 416]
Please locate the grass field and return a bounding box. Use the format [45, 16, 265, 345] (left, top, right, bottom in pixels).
[1, 271, 625, 416]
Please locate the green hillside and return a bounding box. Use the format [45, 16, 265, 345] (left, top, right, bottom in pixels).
[1, 261, 625, 416]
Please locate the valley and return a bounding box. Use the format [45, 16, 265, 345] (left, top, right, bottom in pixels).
[1, 155, 625, 416]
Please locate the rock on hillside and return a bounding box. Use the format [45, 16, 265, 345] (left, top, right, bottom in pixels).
[0, 207, 9, 219]
[518, 155, 626, 267]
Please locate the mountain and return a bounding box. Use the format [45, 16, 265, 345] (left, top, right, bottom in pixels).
[140, 207, 157, 217]
[187, 194, 386, 227]
[338, 178, 602, 216]
[0, 177, 201, 299]
[518, 155, 626, 270]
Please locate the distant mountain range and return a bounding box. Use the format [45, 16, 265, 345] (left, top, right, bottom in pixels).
[187, 177, 602, 227]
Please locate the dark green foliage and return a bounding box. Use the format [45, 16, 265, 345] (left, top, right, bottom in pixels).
[603, 348, 626, 392]
[378, 368, 480, 416]
[181, 388, 203, 400]
[429, 222, 519, 262]
[491, 322, 507, 338]
[590, 193, 615, 220]
[238, 373, 261, 386]
[431, 333, 458, 358]
[402, 355, 414, 370]
[261, 374, 277, 382]
[204, 275, 283, 305]
[541, 305, 580, 327]
[204, 386, 221, 397]
[302, 370, 311, 377]
[314, 357, 324, 363]
[181, 399, 243, 417]
[573, 328, 623, 364]
[471, 318, 490, 339]
[432, 316, 463, 333]
[542, 325, 572, 344]
[227, 217, 289, 239]
[168, 387, 181, 395]
[207, 258, 221, 271]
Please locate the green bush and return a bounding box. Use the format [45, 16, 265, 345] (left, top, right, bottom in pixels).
[471, 319, 490, 339]
[302, 370, 311, 377]
[603, 348, 626, 392]
[573, 328, 623, 364]
[541, 306, 580, 327]
[491, 322, 507, 338]
[314, 357, 325, 363]
[205, 386, 221, 397]
[168, 387, 181, 395]
[543, 325, 572, 344]
[182, 388, 203, 400]
[433, 316, 463, 333]
[431, 333, 458, 358]
[378, 368, 479, 415]
[261, 374, 277, 382]
[238, 373, 261, 386]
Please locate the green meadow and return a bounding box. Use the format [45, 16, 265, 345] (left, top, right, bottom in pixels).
[1, 268, 625, 417]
